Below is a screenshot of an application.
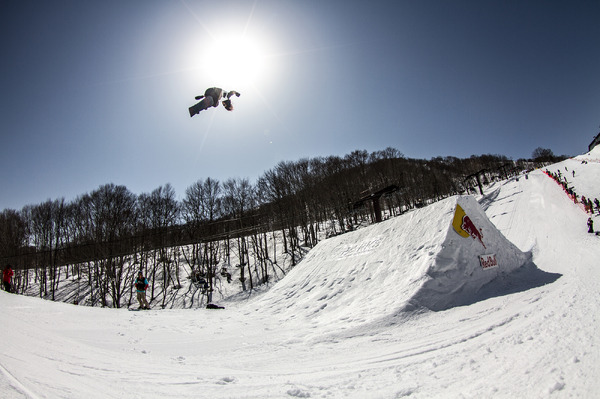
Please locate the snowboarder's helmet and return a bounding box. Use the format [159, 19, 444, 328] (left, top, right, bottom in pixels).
[223, 99, 234, 111]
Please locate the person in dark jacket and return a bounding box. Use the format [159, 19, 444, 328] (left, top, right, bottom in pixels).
[133, 271, 150, 310]
[588, 217, 594, 234]
[188, 87, 241, 117]
[3, 265, 14, 292]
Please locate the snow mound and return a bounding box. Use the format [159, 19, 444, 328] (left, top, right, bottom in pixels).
[251, 195, 539, 329]
[406, 195, 533, 311]
[575, 145, 600, 162]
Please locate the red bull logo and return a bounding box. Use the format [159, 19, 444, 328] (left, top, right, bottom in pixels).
[452, 204, 486, 248]
[479, 254, 498, 269]
[462, 215, 486, 248]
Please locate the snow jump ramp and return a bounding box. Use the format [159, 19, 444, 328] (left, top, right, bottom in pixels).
[251, 195, 558, 328]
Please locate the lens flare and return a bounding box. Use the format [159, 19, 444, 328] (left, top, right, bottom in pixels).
[202, 34, 268, 89]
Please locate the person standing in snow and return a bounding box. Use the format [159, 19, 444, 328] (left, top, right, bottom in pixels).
[3, 265, 13, 292]
[188, 87, 241, 117]
[587, 217, 594, 234]
[133, 271, 150, 310]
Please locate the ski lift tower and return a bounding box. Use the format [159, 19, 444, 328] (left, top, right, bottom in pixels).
[353, 184, 400, 223]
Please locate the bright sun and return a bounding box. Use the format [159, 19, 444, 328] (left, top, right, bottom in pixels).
[201, 34, 269, 89]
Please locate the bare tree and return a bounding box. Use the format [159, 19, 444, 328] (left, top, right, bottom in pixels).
[86, 184, 137, 308]
[0, 209, 28, 292]
[223, 177, 255, 290]
[181, 178, 222, 303]
[138, 184, 180, 307]
[532, 147, 555, 163]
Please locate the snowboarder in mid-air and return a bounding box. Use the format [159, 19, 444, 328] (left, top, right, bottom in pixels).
[189, 87, 241, 117]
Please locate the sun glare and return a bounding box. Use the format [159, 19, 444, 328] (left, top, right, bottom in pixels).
[201, 34, 269, 89]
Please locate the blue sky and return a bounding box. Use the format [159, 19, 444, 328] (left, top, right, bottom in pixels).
[1, 0, 599, 210]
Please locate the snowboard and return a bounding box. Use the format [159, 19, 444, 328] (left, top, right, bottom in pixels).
[189, 97, 213, 117]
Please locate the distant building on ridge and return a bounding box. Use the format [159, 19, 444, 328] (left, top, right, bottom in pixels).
[589, 131, 600, 152]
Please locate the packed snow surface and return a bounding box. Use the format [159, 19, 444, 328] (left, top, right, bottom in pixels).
[1, 149, 600, 398]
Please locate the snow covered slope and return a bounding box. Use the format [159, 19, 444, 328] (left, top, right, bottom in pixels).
[1, 150, 599, 398]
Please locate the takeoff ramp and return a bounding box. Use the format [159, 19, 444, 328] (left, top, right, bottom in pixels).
[250, 195, 538, 331]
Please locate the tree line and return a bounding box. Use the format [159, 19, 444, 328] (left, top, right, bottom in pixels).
[0, 147, 535, 307]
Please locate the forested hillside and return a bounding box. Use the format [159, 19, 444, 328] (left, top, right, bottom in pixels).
[0, 148, 556, 307]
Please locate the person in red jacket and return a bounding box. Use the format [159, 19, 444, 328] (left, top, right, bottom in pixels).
[3, 265, 14, 293]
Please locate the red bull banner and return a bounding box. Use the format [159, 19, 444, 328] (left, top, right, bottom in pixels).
[479, 254, 498, 270]
[452, 204, 486, 248]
